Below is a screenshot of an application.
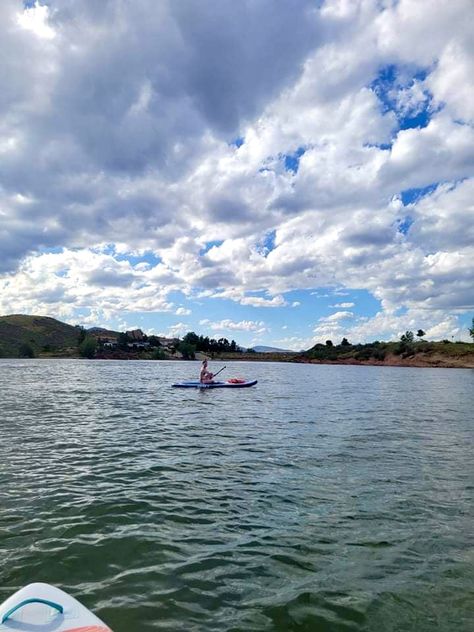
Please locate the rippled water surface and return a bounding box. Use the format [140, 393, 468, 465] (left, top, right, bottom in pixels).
[1, 359, 473, 631]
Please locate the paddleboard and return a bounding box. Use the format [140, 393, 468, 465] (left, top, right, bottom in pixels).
[0, 583, 112, 631]
[173, 379, 258, 388]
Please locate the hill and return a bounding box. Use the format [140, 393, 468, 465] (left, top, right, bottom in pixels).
[0, 314, 81, 357]
[251, 345, 295, 353]
[87, 326, 120, 339]
[298, 340, 474, 369]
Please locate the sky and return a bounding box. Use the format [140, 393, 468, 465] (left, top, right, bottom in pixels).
[0, 0, 473, 350]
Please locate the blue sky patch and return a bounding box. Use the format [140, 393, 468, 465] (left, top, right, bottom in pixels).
[200, 240, 224, 256]
[256, 230, 277, 256]
[399, 106, 430, 130]
[115, 251, 162, 267]
[394, 306, 409, 317]
[230, 137, 244, 148]
[401, 184, 437, 205]
[41, 246, 65, 255]
[283, 147, 306, 173]
[371, 64, 400, 115]
[397, 216, 414, 235]
[97, 245, 162, 267]
[371, 63, 434, 130]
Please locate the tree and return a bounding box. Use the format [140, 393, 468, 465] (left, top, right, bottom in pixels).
[340, 337, 351, 346]
[177, 341, 196, 360]
[183, 332, 199, 346]
[325, 340, 333, 347]
[469, 317, 474, 342]
[19, 342, 35, 358]
[76, 326, 86, 344]
[79, 336, 97, 358]
[416, 329, 426, 340]
[117, 332, 129, 350]
[400, 330, 414, 344]
[151, 348, 166, 360]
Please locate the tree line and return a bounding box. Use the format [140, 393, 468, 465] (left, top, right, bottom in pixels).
[178, 332, 240, 359]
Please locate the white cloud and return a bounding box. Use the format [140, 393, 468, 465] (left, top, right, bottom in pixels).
[310, 308, 469, 346]
[199, 318, 267, 333]
[427, 42, 474, 123]
[175, 307, 191, 316]
[165, 323, 189, 339]
[16, 2, 56, 40]
[319, 311, 354, 322]
[0, 0, 472, 341]
[0, 249, 175, 318]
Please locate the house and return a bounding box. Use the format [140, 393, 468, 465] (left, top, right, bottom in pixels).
[127, 341, 150, 350]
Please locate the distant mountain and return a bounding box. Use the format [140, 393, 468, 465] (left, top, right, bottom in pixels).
[251, 345, 296, 353]
[0, 314, 81, 357]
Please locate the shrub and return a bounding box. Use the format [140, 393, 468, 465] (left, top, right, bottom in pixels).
[152, 348, 166, 360]
[353, 346, 386, 361]
[19, 342, 35, 358]
[355, 347, 373, 361]
[310, 346, 337, 361]
[394, 342, 407, 356]
[79, 336, 97, 358]
[372, 348, 386, 361]
[177, 342, 196, 360]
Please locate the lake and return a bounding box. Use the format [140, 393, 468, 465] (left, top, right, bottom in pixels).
[0, 359, 473, 631]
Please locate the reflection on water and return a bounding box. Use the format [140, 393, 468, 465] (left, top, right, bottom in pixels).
[0, 360, 473, 631]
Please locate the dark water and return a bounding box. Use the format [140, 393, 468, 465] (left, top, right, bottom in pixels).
[0, 359, 473, 631]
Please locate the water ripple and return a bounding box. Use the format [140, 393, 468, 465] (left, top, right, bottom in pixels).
[0, 359, 473, 631]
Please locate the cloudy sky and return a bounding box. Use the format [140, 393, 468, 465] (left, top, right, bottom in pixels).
[1, 0, 473, 349]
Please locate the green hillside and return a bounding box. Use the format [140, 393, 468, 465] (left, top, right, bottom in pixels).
[299, 339, 474, 368]
[0, 314, 81, 357]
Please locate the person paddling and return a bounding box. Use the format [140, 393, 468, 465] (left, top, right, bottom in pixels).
[200, 359, 214, 384]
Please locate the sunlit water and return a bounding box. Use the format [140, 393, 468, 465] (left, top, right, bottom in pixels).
[0, 359, 473, 631]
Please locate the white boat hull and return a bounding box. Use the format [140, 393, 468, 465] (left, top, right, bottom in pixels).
[0, 583, 112, 631]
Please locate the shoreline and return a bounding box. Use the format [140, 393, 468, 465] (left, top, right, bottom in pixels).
[4, 352, 473, 369]
[291, 355, 474, 370]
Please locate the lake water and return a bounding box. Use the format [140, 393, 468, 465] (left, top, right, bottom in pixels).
[0, 359, 473, 631]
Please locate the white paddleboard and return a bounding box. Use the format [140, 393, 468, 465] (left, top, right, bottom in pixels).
[0, 582, 112, 631]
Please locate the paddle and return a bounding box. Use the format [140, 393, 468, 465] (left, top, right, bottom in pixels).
[212, 365, 226, 378]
